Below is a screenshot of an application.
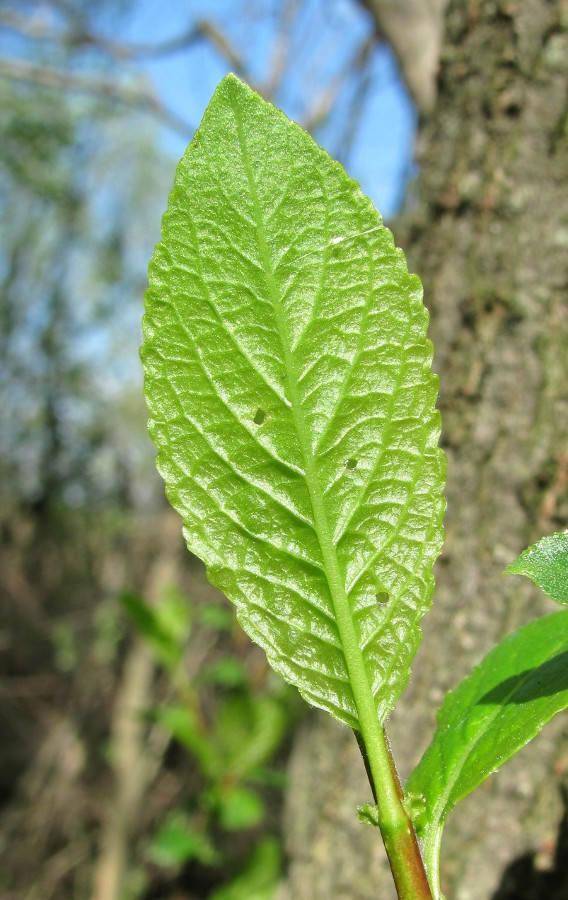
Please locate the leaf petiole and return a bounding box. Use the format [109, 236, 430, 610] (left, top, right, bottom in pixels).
[357, 728, 433, 899]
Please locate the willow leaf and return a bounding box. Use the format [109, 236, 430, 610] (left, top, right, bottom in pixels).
[505, 531, 568, 605]
[142, 74, 445, 732]
[405, 611, 568, 893]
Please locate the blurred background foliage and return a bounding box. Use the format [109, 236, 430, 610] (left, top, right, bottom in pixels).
[0, 1, 416, 897]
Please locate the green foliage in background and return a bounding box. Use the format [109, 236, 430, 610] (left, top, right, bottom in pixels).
[121, 587, 291, 897]
[0, 75, 168, 513]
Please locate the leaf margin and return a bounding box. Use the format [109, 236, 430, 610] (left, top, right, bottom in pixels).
[141, 72, 446, 735]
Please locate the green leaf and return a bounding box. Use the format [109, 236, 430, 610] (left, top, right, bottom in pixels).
[210, 836, 282, 900]
[405, 611, 568, 888]
[214, 695, 288, 778]
[215, 784, 265, 830]
[357, 802, 380, 827]
[119, 588, 189, 670]
[155, 704, 218, 778]
[199, 603, 234, 631]
[199, 656, 248, 688]
[142, 74, 445, 735]
[148, 811, 218, 867]
[505, 531, 568, 605]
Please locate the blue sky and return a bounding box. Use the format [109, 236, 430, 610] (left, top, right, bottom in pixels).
[108, 0, 416, 218]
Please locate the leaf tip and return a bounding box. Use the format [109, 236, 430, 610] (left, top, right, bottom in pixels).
[215, 71, 253, 103]
[504, 531, 568, 606]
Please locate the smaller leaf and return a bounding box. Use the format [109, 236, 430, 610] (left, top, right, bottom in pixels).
[505, 531, 568, 605]
[156, 704, 218, 778]
[199, 604, 234, 631]
[119, 589, 189, 670]
[215, 784, 265, 831]
[200, 656, 248, 688]
[215, 695, 288, 778]
[357, 802, 380, 827]
[406, 611, 568, 883]
[148, 811, 218, 867]
[247, 766, 287, 789]
[210, 836, 282, 900]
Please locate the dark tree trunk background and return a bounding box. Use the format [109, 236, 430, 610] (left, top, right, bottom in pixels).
[278, 1, 568, 897]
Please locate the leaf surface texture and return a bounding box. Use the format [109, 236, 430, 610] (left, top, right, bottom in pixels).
[142, 75, 445, 728]
[505, 531, 568, 605]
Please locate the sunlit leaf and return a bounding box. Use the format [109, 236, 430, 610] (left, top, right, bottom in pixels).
[406, 611, 568, 884]
[505, 531, 568, 605]
[142, 74, 445, 735]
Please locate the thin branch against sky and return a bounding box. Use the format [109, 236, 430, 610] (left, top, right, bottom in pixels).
[0, 0, 415, 216]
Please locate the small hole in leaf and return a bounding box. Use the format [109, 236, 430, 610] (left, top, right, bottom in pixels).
[346, 458, 357, 469]
[376, 592, 389, 605]
[253, 409, 266, 425]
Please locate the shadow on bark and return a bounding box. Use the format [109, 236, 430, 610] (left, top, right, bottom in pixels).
[492, 787, 568, 900]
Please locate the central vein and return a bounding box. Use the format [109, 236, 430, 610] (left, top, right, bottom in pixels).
[231, 99, 388, 771]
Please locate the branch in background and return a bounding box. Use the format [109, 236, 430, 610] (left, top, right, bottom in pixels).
[261, 0, 301, 99]
[357, 0, 447, 114]
[0, 57, 194, 137]
[300, 31, 375, 135]
[334, 34, 375, 168]
[92, 515, 180, 900]
[0, 8, 253, 134]
[194, 18, 248, 78]
[0, 9, 248, 74]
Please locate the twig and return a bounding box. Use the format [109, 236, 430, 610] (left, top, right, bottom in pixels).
[0, 57, 194, 137]
[91, 515, 182, 900]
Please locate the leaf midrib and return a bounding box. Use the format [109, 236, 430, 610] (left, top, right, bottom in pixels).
[231, 94, 381, 741]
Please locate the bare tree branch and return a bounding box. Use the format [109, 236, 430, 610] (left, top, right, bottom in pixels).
[0, 8, 247, 72]
[334, 34, 375, 167]
[300, 31, 375, 135]
[262, 0, 301, 98]
[0, 57, 194, 137]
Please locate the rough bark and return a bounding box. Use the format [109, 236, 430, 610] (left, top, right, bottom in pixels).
[278, 1, 568, 898]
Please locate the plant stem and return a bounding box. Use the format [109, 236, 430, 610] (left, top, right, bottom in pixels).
[357, 727, 433, 900]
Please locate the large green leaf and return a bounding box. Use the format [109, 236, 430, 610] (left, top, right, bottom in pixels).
[505, 531, 568, 605]
[142, 74, 445, 734]
[406, 611, 568, 892]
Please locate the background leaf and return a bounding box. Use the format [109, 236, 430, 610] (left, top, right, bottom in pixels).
[209, 836, 282, 900]
[142, 74, 445, 731]
[405, 611, 568, 882]
[119, 589, 190, 671]
[147, 811, 218, 867]
[505, 531, 568, 605]
[214, 785, 265, 831]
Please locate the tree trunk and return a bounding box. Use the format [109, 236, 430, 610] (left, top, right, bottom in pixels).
[278, 1, 568, 897]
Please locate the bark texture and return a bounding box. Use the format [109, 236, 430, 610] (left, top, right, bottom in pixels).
[278, 1, 568, 897]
